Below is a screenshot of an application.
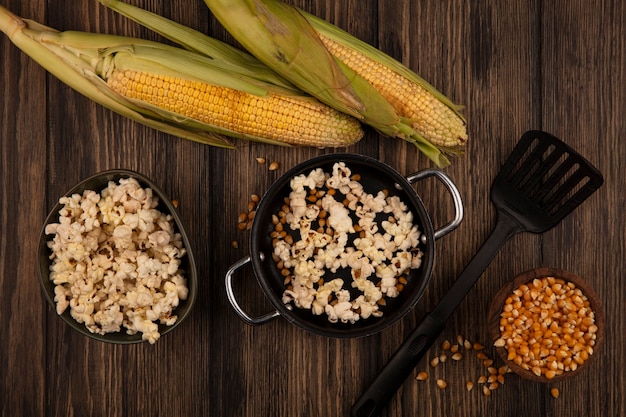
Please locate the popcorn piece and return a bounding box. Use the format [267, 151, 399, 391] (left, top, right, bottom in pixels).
[325, 301, 359, 324]
[321, 195, 355, 234]
[326, 162, 353, 194]
[352, 295, 382, 319]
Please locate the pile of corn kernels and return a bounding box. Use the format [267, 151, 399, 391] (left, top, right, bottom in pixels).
[494, 276, 598, 380]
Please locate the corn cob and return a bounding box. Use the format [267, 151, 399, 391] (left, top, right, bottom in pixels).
[316, 32, 467, 150]
[107, 69, 363, 146]
[0, 6, 363, 149]
[203, 0, 468, 166]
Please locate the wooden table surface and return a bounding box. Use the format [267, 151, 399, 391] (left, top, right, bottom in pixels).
[1, 1, 624, 416]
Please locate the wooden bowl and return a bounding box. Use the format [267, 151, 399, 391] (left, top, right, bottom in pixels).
[487, 267, 604, 383]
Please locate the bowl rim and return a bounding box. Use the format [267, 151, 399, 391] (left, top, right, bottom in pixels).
[38, 168, 197, 344]
[487, 267, 604, 383]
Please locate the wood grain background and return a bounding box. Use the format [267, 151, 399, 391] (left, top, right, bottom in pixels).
[1, 1, 624, 416]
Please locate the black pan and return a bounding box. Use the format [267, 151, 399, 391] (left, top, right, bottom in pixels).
[225, 153, 463, 338]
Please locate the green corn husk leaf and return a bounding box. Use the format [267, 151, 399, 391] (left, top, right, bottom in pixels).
[204, 0, 451, 166]
[47, 30, 294, 97]
[203, 0, 378, 119]
[98, 0, 298, 91]
[0, 6, 233, 147]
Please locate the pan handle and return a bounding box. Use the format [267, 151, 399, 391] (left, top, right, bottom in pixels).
[225, 255, 280, 325]
[404, 169, 463, 240]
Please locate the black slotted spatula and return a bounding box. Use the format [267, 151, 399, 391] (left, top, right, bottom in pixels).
[351, 130, 604, 417]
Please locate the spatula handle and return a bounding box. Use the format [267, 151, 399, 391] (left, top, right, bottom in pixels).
[432, 210, 521, 320]
[351, 211, 522, 417]
[350, 313, 445, 417]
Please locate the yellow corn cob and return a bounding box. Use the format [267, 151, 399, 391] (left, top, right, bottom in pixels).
[107, 69, 363, 147]
[318, 34, 467, 149]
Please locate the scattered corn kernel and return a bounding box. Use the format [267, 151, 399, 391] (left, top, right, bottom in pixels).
[419, 335, 511, 396]
[256, 157, 266, 164]
[551, 387, 560, 398]
[268, 161, 280, 171]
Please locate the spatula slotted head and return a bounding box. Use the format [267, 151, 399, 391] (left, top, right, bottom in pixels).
[491, 130, 604, 233]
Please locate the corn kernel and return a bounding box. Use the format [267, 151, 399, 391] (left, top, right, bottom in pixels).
[550, 387, 560, 398]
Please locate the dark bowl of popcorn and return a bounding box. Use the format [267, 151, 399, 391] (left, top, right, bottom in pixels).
[38, 169, 197, 344]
